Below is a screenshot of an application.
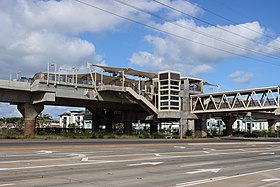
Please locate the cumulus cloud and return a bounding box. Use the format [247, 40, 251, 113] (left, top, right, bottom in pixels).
[0, 0, 203, 117]
[228, 71, 254, 84]
[0, 0, 203, 80]
[130, 20, 266, 76]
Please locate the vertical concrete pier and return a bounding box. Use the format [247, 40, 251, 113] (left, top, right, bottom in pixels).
[195, 117, 207, 137]
[17, 103, 44, 135]
[222, 116, 235, 136]
[268, 119, 276, 134]
[150, 122, 158, 134]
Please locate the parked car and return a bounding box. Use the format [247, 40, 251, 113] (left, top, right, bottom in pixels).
[244, 133, 258, 138]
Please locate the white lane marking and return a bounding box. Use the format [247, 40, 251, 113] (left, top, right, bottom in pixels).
[76, 151, 113, 154]
[175, 167, 280, 187]
[68, 154, 86, 158]
[37, 151, 54, 154]
[81, 157, 89, 162]
[176, 176, 227, 187]
[0, 153, 89, 164]
[258, 181, 280, 187]
[180, 162, 215, 168]
[0, 161, 114, 171]
[187, 168, 221, 174]
[262, 178, 280, 182]
[2, 148, 280, 171]
[0, 184, 14, 187]
[203, 148, 216, 151]
[174, 146, 186, 149]
[77, 152, 165, 158]
[0, 157, 78, 164]
[259, 152, 275, 155]
[128, 162, 163, 166]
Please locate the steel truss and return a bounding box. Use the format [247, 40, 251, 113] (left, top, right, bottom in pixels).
[190, 86, 280, 113]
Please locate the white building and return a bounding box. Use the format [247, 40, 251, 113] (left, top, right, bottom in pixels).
[232, 119, 269, 131]
[59, 110, 85, 128]
[207, 118, 280, 133]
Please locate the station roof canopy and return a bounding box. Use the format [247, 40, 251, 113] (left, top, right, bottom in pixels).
[93, 64, 158, 79]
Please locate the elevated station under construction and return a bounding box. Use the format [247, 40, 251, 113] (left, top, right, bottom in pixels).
[0, 64, 280, 136]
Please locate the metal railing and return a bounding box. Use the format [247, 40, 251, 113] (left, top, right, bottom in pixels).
[32, 71, 154, 102]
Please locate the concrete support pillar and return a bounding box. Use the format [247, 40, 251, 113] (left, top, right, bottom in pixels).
[17, 103, 44, 136]
[124, 122, 132, 135]
[105, 111, 114, 133]
[150, 122, 158, 134]
[222, 116, 235, 136]
[123, 111, 135, 135]
[92, 117, 99, 132]
[106, 123, 113, 132]
[268, 119, 276, 134]
[180, 119, 195, 137]
[195, 118, 207, 137]
[89, 109, 101, 132]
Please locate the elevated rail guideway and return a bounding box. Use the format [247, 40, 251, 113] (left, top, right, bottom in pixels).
[0, 63, 279, 136]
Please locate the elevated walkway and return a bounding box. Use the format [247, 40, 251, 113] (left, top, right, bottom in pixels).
[190, 86, 280, 114]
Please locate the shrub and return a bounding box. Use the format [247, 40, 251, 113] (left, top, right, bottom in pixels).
[139, 132, 151, 139]
[172, 135, 180, 139]
[185, 130, 193, 137]
[151, 133, 165, 139]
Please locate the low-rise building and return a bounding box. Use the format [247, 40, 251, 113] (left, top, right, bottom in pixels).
[59, 110, 85, 128]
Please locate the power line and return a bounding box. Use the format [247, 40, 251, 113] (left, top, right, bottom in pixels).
[113, 0, 280, 61]
[73, 0, 280, 67]
[184, 0, 280, 46]
[152, 0, 280, 52]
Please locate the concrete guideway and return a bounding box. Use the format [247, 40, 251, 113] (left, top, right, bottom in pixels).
[1, 139, 280, 186]
[0, 64, 280, 136]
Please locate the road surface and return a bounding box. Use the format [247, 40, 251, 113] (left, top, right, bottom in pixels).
[1, 139, 280, 186]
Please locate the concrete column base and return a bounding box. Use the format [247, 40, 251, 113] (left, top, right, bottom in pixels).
[17, 103, 44, 136]
[92, 121, 99, 132]
[195, 118, 207, 137]
[268, 119, 276, 134]
[106, 123, 113, 132]
[150, 123, 158, 134]
[222, 117, 235, 136]
[24, 119, 36, 136]
[124, 122, 132, 135]
[180, 119, 195, 137]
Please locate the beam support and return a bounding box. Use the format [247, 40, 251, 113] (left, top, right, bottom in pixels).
[268, 119, 276, 134]
[124, 111, 135, 135]
[195, 117, 207, 137]
[17, 103, 44, 136]
[150, 122, 158, 134]
[222, 116, 235, 136]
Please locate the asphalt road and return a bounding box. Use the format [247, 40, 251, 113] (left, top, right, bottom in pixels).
[1, 138, 280, 187]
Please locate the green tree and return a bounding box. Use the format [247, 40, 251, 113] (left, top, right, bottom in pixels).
[68, 123, 77, 129]
[36, 113, 53, 128]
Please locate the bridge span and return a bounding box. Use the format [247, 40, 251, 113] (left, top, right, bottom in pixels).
[0, 64, 279, 136]
[191, 86, 280, 114]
